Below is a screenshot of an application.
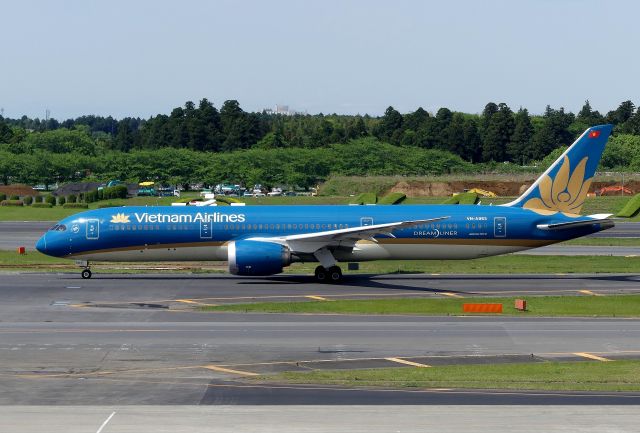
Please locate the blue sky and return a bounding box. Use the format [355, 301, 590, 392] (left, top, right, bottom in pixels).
[1, 0, 637, 119]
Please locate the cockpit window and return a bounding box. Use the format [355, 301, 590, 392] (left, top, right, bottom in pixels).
[49, 224, 66, 232]
[49, 225, 59, 231]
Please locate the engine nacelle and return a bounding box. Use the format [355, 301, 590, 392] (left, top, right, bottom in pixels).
[228, 240, 291, 276]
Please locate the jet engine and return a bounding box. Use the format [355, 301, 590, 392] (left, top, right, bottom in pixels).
[228, 240, 291, 276]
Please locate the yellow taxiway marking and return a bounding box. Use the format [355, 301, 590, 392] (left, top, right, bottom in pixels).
[202, 365, 260, 376]
[385, 357, 431, 368]
[578, 290, 601, 296]
[574, 352, 613, 362]
[306, 295, 330, 301]
[174, 299, 218, 307]
[441, 292, 463, 298]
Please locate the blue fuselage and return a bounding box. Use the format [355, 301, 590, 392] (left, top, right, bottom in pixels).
[36, 204, 611, 263]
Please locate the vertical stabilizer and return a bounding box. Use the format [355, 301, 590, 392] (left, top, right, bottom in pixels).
[504, 124, 613, 216]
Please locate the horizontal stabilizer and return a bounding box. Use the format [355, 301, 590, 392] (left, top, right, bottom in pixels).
[537, 215, 614, 231]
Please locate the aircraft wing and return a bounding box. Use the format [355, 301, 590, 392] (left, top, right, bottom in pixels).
[247, 216, 449, 254]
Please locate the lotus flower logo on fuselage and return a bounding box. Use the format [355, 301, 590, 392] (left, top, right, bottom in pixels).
[110, 213, 130, 223]
[523, 156, 591, 216]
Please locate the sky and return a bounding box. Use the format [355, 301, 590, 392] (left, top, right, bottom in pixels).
[1, 0, 638, 119]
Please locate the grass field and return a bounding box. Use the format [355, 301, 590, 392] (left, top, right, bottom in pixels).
[1, 251, 638, 274]
[287, 255, 639, 275]
[562, 237, 639, 246]
[263, 360, 640, 392]
[201, 294, 640, 317]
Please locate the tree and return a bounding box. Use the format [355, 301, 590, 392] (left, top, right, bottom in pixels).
[481, 102, 499, 139]
[461, 118, 482, 162]
[606, 100, 635, 125]
[530, 106, 575, 160]
[114, 119, 134, 152]
[482, 103, 514, 162]
[508, 108, 534, 164]
[375, 106, 403, 143]
[622, 108, 640, 135]
[444, 113, 465, 155]
[0, 117, 14, 143]
[198, 98, 223, 151]
[403, 107, 429, 131]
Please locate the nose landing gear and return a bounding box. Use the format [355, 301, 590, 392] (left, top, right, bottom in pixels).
[76, 260, 92, 279]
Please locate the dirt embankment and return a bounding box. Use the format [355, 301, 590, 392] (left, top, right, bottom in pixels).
[389, 180, 640, 197]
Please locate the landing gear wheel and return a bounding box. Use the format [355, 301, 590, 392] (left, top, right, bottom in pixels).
[314, 266, 328, 283]
[81, 269, 92, 279]
[328, 266, 343, 283]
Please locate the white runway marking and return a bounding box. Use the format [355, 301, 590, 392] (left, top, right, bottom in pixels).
[96, 411, 116, 433]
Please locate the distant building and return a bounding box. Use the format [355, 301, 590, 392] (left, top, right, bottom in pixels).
[263, 104, 306, 116]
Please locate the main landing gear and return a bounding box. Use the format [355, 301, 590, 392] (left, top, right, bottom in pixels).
[314, 265, 343, 283]
[312, 247, 343, 283]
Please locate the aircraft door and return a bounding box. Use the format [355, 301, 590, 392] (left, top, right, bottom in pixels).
[493, 217, 506, 237]
[200, 220, 212, 239]
[86, 219, 100, 240]
[360, 217, 373, 227]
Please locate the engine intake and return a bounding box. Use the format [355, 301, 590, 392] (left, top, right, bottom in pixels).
[228, 240, 291, 276]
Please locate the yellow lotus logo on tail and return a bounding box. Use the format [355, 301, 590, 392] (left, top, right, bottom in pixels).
[110, 213, 130, 223]
[523, 156, 592, 216]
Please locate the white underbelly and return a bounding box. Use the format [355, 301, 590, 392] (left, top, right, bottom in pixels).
[335, 242, 530, 261]
[73, 245, 228, 261]
[72, 241, 534, 262]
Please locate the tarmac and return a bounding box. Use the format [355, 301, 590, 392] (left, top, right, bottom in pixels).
[0, 272, 640, 405]
[4, 406, 640, 433]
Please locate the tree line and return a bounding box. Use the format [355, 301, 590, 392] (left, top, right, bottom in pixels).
[1, 99, 639, 188]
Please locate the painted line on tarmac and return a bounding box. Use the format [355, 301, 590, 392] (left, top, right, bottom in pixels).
[306, 295, 331, 301]
[574, 352, 613, 362]
[72, 286, 640, 307]
[578, 290, 602, 296]
[96, 411, 116, 433]
[386, 357, 431, 368]
[202, 365, 260, 377]
[441, 292, 464, 298]
[174, 299, 218, 306]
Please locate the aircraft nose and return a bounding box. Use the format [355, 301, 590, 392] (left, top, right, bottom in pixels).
[35, 234, 47, 253]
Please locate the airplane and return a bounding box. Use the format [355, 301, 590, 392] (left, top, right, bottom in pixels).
[36, 124, 615, 283]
